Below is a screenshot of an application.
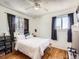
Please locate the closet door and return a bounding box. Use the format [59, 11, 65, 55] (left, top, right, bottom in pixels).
[72, 27, 79, 53]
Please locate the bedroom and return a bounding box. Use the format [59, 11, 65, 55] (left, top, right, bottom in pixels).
[0, 0, 79, 59]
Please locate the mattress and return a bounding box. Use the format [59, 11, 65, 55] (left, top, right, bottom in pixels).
[15, 37, 50, 59]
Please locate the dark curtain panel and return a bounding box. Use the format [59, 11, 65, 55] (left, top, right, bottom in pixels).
[51, 17, 57, 40]
[67, 13, 74, 42]
[24, 18, 29, 34]
[7, 13, 15, 41]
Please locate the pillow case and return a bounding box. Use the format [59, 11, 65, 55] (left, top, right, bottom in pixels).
[25, 35, 33, 39]
[16, 35, 25, 40]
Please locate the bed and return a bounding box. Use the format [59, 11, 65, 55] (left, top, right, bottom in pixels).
[15, 36, 51, 59]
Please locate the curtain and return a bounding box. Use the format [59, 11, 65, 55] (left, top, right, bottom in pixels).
[15, 16, 24, 35]
[51, 17, 57, 40]
[7, 13, 15, 40]
[15, 16, 19, 33]
[24, 19, 29, 34]
[67, 13, 74, 42]
[19, 17, 24, 34]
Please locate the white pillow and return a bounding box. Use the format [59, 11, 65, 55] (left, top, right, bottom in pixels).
[26, 35, 33, 39]
[17, 35, 25, 40]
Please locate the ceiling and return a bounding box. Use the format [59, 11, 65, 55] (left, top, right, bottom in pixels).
[0, 0, 79, 16]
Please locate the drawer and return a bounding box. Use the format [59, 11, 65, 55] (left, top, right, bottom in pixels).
[0, 42, 5, 46]
[0, 46, 5, 51]
[0, 37, 4, 41]
[6, 45, 12, 49]
[5, 42, 11, 45]
[6, 49, 11, 54]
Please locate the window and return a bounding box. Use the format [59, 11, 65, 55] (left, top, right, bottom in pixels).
[55, 17, 61, 29]
[62, 15, 70, 29]
[15, 16, 24, 34]
[55, 15, 70, 29]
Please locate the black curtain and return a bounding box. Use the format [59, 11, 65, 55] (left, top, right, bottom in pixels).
[51, 17, 57, 40]
[67, 13, 74, 42]
[7, 13, 15, 41]
[24, 18, 29, 34]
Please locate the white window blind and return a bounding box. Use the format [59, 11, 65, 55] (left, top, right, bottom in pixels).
[55, 17, 61, 29]
[55, 15, 70, 29]
[62, 15, 70, 29]
[15, 16, 24, 34]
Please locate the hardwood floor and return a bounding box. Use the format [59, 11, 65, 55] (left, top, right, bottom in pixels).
[42, 47, 68, 59]
[0, 47, 69, 59]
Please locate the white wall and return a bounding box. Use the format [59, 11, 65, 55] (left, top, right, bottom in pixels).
[29, 17, 38, 35]
[31, 7, 77, 50]
[0, 4, 78, 50]
[0, 5, 32, 36]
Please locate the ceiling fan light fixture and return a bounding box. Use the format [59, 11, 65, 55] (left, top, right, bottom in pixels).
[34, 2, 40, 10]
[34, 6, 40, 10]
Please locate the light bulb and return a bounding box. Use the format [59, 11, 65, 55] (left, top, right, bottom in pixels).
[34, 7, 39, 10]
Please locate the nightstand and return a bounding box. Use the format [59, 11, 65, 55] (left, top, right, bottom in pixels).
[0, 36, 13, 55]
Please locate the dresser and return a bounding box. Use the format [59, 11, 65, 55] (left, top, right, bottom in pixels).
[0, 36, 5, 56]
[0, 36, 13, 56]
[5, 36, 12, 54]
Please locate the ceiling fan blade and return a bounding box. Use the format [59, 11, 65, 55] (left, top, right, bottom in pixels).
[43, 7, 48, 11]
[29, 0, 41, 3]
[25, 6, 34, 10]
[40, 6, 48, 12]
[25, 0, 35, 6]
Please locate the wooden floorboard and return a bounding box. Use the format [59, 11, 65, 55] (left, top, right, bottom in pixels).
[0, 47, 69, 59]
[42, 47, 69, 59]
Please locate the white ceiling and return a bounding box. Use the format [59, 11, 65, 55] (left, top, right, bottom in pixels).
[0, 0, 79, 16]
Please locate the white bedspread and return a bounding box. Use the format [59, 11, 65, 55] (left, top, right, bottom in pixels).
[15, 37, 50, 59]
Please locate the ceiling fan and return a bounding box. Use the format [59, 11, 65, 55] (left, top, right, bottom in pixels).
[25, 0, 48, 11]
